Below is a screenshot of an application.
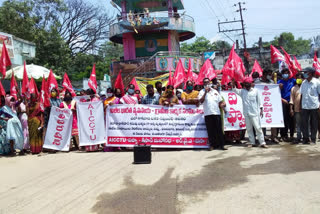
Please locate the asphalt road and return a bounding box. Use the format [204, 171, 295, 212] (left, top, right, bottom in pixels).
[1, 143, 320, 214]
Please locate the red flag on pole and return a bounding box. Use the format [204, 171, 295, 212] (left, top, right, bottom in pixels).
[0, 81, 5, 97]
[47, 69, 59, 94]
[21, 62, 29, 96]
[29, 77, 39, 97]
[173, 59, 186, 88]
[250, 59, 263, 77]
[270, 45, 285, 64]
[293, 56, 302, 71]
[10, 71, 18, 99]
[186, 58, 199, 83]
[196, 59, 216, 85]
[88, 64, 97, 93]
[281, 47, 298, 78]
[222, 45, 245, 82]
[39, 76, 50, 112]
[220, 73, 231, 86]
[0, 41, 12, 79]
[168, 69, 173, 86]
[62, 73, 76, 97]
[313, 52, 320, 76]
[114, 70, 125, 96]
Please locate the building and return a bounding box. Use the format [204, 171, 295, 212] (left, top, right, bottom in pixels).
[109, 0, 198, 86]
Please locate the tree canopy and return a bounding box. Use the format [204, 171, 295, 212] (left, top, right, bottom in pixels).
[180, 36, 232, 53]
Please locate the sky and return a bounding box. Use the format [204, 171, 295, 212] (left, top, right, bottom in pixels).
[1, 0, 319, 47]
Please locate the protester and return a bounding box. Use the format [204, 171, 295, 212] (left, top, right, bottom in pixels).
[44, 88, 61, 141]
[80, 89, 86, 96]
[194, 85, 202, 92]
[17, 96, 29, 151]
[99, 91, 106, 101]
[300, 67, 320, 144]
[0, 96, 10, 155]
[212, 78, 221, 92]
[141, 84, 159, 105]
[111, 88, 123, 105]
[252, 72, 260, 84]
[60, 90, 79, 150]
[233, 77, 268, 148]
[181, 81, 199, 105]
[135, 89, 142, 103]
[176, 89, 183, 104]
[155, 81, 163, 96]
[278, 68, 295, 141]
[159, 85, 179, 106]
[28, 94, 43, 154]
[120, 84, 138, 104]
[255, 69, 279, 143]
[198, 78, 227, 150]
[104, 88, 116, 107]
[289, 73, 303, 144]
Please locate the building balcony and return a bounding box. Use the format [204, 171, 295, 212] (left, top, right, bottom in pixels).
[109, 11, 195, 44]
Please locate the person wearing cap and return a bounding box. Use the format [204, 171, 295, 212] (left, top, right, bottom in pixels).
[300, 67, 320, 144]
[99, 91, 106, 102]
[232, 77, 268, 148]
[277, 68, 296, 142]
[198, 78, 227, 150]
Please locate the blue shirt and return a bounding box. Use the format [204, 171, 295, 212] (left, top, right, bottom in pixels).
[141, 94, 160, 105]
[278, 78, 296, 101]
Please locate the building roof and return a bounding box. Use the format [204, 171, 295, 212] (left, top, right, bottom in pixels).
[112, 0, 184, 12]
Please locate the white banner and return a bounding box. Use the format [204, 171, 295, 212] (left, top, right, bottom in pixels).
[106, 105, 208, 148]
[77, 101, 106, 146]
[43, 106, 72, 151]
[255, 84, 284, 128]
[221, 91, 246, 131]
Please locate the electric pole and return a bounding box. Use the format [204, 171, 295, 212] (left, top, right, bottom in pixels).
[237, 2, 247, 51]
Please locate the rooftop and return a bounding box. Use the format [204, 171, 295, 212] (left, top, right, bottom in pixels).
[112, 0, 184, 12]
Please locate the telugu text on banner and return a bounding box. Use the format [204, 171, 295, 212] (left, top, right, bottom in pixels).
[77, 101, 106, 146]
[43, 106, 72, 151]
[221, 91, 246, 131]
[255, 84, 284, 128]
[106, 105, 208, 148]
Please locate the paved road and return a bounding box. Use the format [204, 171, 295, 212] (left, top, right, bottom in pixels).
[1, 143, 320, 214]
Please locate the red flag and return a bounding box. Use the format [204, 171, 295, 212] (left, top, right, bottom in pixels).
[0, 81, 5, 97]
[313, 52, 320, 76]
[173, 59, 186, 88]
[281, 47, 298, 78]
[222, 45, 245, 82]
[62, 73, 76, 97]
[270, 45, 285, 64]
[114, 70, 125, 96]
[47, 69, 59, 95]
[168, 69, 173, 86]
[196, 59, 216, 85]
[39, 76, 50, 112]
[250, 59, 263, 77]
[221, 74, 231, 86]
[21, 62, 29, 96]
[293, 56, 302, 71]
[10, 71, 18, 99]
[88, 64, 97, 93]
[29, 77, 39, 97]
[186, 59, 199, 82]
[0, 41, 12, 78]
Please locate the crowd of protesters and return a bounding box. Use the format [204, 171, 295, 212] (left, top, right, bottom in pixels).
[0, 66, 319, 155]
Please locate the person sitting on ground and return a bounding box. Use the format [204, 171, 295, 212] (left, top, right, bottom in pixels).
[141, 84, 160, 105]
[232, 77, 268, 148]
[181, 81, 199, 105]
[120, 84, 138, 104]
[159, 85, 179, 107]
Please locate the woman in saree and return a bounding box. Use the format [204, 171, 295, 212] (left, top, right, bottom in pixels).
[59, 90, 79, 150]
[159, 85, 179, 107]
[17, 96, 30, 152]
[0, 96, 10, 155]
[2, 96, 24, 154]
[28, 94, 44, 154]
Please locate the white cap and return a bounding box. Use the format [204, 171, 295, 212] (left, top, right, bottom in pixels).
[100, 91, 106, 96]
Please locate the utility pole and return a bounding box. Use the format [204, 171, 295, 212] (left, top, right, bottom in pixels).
[237, 2, 247, 51]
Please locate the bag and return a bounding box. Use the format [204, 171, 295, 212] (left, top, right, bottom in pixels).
[133, 144, 151, 164]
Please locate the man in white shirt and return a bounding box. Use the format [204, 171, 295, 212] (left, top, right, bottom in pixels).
[198, 78, 227, 150]
[300, 67, 320, 144]
[233, 77, 268, 148]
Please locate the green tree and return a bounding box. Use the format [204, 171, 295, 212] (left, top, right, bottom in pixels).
[261, 32, 311, 55]
[180, 37, 231, 53]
